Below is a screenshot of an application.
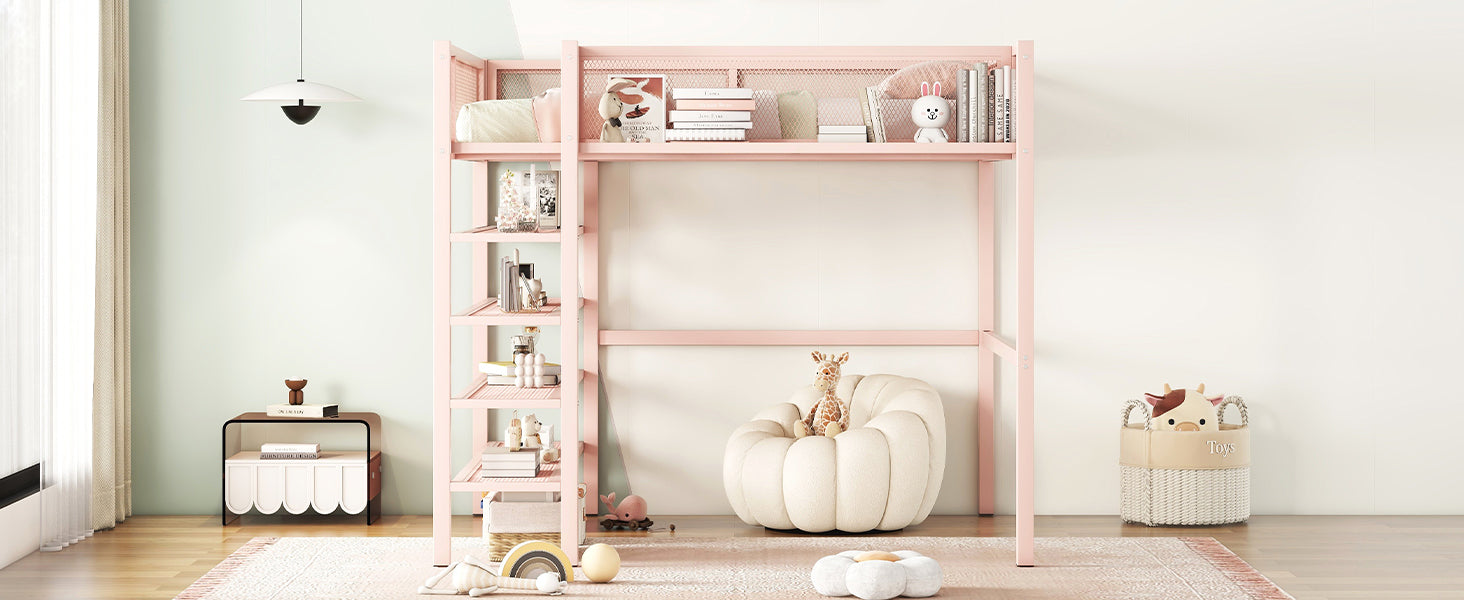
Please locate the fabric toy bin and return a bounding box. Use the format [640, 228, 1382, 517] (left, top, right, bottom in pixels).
[480, 486, 585, 561]
[1120, 396, 1251, 526]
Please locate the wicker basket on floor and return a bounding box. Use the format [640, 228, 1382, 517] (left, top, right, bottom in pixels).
[481, 485, 586, 561]
[1120, 396, 1251, 526]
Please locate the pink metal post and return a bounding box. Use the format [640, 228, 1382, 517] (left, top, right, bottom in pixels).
[557, 40, 583, 564]
[976, 160, 996, 517]
[583, 162, 600, 512]
[470, 161, 490, 516]
[430, 40, 455, 567]
[1012, 40, 1036, 568]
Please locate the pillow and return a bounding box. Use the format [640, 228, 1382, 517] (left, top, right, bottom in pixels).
[531, 88, 562, 143]
[777, 90, 817, 140]
[455, 98, 538, 143]
[877, 60, 971, 99]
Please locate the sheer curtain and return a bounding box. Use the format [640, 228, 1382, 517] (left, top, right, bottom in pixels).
[1, 0, 109, 551]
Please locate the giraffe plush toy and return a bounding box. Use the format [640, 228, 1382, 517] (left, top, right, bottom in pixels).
[795, 351, 851, 439]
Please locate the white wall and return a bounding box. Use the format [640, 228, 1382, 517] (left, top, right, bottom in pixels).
[509, 0, 1464, 515]
[130, 0, 1464, 517]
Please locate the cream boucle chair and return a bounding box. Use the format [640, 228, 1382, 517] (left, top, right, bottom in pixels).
[723, 374, 946, 532]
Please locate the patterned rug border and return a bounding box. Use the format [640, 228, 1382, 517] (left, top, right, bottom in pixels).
[175, 536, 279, 600]
[174, 535, 1295, 600]
[1181, 537, 1295, 600]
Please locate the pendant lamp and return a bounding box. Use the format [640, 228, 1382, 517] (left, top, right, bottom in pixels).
[242, 0, 360, 124]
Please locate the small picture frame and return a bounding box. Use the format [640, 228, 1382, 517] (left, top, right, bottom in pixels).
[534, 170, 559, 230]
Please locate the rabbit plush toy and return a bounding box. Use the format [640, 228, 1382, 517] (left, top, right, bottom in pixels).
[598, 78, 639, 143]
[910, 81, 950, 143]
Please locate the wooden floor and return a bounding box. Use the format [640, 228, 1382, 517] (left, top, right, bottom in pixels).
[0, 514, 1460, 599]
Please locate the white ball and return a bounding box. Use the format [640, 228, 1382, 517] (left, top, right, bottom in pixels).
[897, 556, 942, 598]
[535, 572, 561, 593]
[534, 354, 546, 366]
[845, 560, 907, 600]
[581, 543, 621, 583]
[811, 555, 855, 596]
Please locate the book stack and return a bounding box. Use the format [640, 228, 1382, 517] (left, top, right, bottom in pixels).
[667, 88, 753, 142]
[817, 125, 867, 143]
[479, 447, 539, 478]
[954, 62, 1013, 143]
[260, 443, 319, 460]
[477, 361, 561, 386]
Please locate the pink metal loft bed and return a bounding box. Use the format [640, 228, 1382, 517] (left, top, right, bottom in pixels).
[432, 41, 1035, 567]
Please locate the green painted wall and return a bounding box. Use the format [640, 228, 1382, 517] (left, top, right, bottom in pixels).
[128, 0, 633, 516]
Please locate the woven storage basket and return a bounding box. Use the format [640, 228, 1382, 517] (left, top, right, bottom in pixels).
[1120, 396, 1250, 526]
[481, 485, 586, 562]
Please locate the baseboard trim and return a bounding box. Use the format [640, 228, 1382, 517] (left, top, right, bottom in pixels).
[0, 464, 40, 511]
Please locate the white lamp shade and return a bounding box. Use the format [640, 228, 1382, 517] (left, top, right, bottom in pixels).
[242, 80, 361, 103]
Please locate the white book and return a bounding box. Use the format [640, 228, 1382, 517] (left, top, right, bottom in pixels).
[261, 443, 320, 454]
[672, 121, 753, 129]
[818, 125, 867, 135]
[957, 69, 969, 142]
[266, 403, 339, 418]
[993, 68, 1007, 143]
[478, 361, 561, 377]
[259, 452, 319, 460]
[1006, 65, 1015, 143]
[671, 88, 754, 100]
[972, 63, 989, 143]
[667, 110, 752, 122]
[817, 133, 868, 143]
[665, 129, 746, 142]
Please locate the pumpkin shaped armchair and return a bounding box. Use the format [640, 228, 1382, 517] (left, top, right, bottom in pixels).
[722, 374, 946, 532]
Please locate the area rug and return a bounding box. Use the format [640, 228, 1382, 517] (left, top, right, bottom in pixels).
[176, 536, 1292, 600]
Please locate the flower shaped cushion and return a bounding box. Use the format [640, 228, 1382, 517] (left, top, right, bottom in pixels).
[811, 550, 942, 600]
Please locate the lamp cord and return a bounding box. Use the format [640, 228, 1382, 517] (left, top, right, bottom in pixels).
[297, 0, 303, 80]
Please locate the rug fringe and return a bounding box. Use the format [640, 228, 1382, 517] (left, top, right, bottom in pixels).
[174, 537, 280, 600]
[1180, 537, 1295, 600]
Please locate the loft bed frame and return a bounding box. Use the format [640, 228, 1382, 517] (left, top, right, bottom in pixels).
[432, 40, 1035, 567]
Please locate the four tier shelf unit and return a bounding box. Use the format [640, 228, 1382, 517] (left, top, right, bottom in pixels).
[432, 41, 1035, 567]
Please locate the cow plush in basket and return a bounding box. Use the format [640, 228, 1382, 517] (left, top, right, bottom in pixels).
[1144, 383, 1223, 432]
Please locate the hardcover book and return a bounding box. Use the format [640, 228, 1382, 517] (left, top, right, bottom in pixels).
[479, 361, 562, 376]
[608, 74, 666, 143]
[666, 129, 746, 142]
[667, 110, 752, 122]
[671, 87, 754, 100]
[673, 99, 756, 111]
[265, 404, 339, 418]
[672, 121, 754, 129]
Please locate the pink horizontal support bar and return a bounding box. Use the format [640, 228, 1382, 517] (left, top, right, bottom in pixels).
[486, 59, 558, 70]
[599, 330, 982, 346]
[578, 45, 1015, 59]
[448, 225, 566, 243]
[447, 43, 486, 68]
[979, 330, 1017, 361]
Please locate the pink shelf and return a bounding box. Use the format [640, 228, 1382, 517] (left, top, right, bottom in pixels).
[580, 141, 1016, 162]
[452, 142, 560, 161]
[451, 376, 562, 409]
[450, 298, 564, 326]
[448, 225, 568, 243]
[452, 142, 1016, 163]
[600, 329, 983, 346]
[449, 442, 579, 493]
